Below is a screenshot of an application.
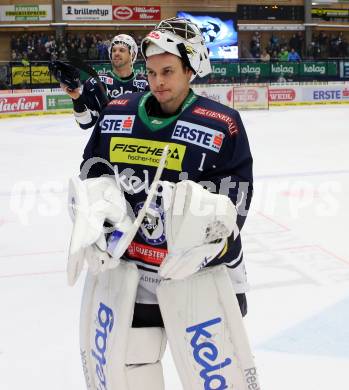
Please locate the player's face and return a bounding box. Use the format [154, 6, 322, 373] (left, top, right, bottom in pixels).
[111, 44, 131, 69]
[146, 53, 192, 114]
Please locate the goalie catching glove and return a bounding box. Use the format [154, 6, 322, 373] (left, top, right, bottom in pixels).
[67, 176, 133, 286]
[48, 60, 80, 90]
[160, 180, 239, 280]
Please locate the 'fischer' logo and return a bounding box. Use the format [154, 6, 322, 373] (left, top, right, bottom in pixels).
[186, 317, 232, 389]
[91, 302, 114, 390]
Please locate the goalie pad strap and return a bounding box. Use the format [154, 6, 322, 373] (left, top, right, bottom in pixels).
[126, 327, 167, 364]
[157, 265, 260, 390]
[125, 327, 166, 390]
[126, 363, 164, 390]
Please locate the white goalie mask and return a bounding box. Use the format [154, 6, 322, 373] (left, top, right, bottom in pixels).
[141, 17, 211, 81]
[109, 34, 138, 63]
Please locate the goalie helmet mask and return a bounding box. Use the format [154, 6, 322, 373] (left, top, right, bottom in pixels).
[108, 34, 138, 64]
[141, 17, 212, 81]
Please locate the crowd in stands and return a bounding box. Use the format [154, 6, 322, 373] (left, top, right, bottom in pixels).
[309, 31, 348, 59]
[243, 30, 349, 61]
[243, 31, 305, 61]
[9, 32, 145, 64]
[9, 30, 349, 66]
[1, 30, 348, 88]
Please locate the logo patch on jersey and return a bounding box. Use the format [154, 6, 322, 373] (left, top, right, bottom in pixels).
[100, 115, 135, 134]
[108, 99, 129, 106]
[110, 137, 186, 171]
[100, 75, 114, 85]
[135, 202, 166, 245]
[172, 120, 225, 153]
[192, 106, 238, 136]
[92, 75, 113, 85]
[127, 242, 167, 266]
[133, 79, 148, 90]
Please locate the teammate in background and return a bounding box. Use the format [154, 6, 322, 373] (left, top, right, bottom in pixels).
[69, 18, 255, 390]
[61, 34, 148, 130]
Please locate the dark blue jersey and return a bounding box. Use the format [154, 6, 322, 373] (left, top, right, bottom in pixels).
[76, 70, 149, 130]
[81, 90, 253, 275]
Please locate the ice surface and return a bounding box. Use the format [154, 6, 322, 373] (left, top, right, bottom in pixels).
[1, 105, 348, 389]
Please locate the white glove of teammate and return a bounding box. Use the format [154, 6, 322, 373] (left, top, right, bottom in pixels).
[160, 180, 238, 280]
[67, 176, 133, 285]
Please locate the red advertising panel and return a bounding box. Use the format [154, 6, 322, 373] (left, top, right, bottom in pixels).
[112, 5, 160, 20]
[269, 88, 296, 102]
[0, 95, 43, 113]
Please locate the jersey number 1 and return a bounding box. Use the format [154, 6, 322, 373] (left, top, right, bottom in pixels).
[198, 153, 207, 172]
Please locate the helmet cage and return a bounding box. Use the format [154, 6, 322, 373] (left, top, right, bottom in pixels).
[109, 34, 138, 64]
[141, 17, 211, 81]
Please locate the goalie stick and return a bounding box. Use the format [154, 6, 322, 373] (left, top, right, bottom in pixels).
[69, 56, 110, 108]
[107, 145, 169, 260]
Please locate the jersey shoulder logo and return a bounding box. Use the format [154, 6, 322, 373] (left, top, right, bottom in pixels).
[90, 75, 113, 85]
[192, 106, 238, 136]
[133, 79, 148, 91]
[99, 75, 114, 85]
[171, 120, 225, 153]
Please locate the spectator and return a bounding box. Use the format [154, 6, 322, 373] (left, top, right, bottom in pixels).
[260, 49, 270, 62]
[77, 42, 88, 60]
[88, 43, 99, 60]
[269, 34, 279, 53]
[278, 47, 289, 62]
[288, 48, 301, 62]
[289, 34, 298, 53]
[295, 32, 304, 56]
[97, 40, 108, 60]
[270, 50, 279, 62]
[67, 42, 79, 60]
[250, 31, 261, 59]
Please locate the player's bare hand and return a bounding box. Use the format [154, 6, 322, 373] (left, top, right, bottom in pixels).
[60, 83, 81, 100]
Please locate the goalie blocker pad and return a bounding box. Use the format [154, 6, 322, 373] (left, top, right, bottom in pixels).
[159, 180, 238, 280]
[157, 265, 261, 390]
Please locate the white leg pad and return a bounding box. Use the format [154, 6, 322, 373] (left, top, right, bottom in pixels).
[157, 265, 261, 390]
[79, 260, 140, 390]
[125, 327, 167, 390]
